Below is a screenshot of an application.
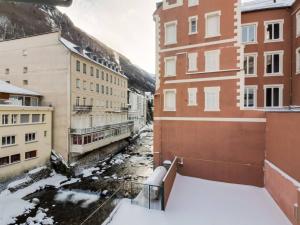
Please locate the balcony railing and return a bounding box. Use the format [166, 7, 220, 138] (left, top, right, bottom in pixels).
[73, 105, 93, 113]
[70, 121, 134, 135]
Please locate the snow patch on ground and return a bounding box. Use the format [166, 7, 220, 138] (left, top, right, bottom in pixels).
[7, 176, 32, 189]
[80, 167, 100, 178]
[54, 190, 100, 208]
[23, 208, 54, 225]
[0, 172, 67, 225]
[106, 174, 292, 225]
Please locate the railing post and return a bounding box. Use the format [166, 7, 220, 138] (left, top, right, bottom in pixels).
[161, 183, 165, 211]
[148, 185, 151, 209]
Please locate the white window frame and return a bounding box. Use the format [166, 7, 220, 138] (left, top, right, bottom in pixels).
[188, 88, 198, 106]
[188, 16, 198, 35]
[164, 56, 177, 77]
[244, 85, 258, 109]
[264, 84, 283, 108]
[244, 53, 258, 77]
[76, 79, 80, 89]
[163, 0, 183, 10]
[25, 132, 37, 144]
[296, 47, 300, 74]
[297, 11, 300, 37]
[205, 50, 220, 72]
[164, 21, 178, 45]
[188, 0, 199, 7]
[241, 23, 258, 44]
[188, 53, 198, 72]
[204, 87, 220, 112]
[1, 135, 16, 147]
[264, 51, 284, 76]
[264, 19, 284, 43]
[205, 11, 221, 38]
[164, 89, 176, 111]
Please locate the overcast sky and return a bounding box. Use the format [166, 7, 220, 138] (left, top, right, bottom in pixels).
[58, 0, 159, 74]
[58, 0, 252, 74]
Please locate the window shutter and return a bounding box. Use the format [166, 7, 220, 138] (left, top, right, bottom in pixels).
[188, 53, 198, 71]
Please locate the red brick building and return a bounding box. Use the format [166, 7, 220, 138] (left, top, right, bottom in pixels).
[154, 0, 300, 224]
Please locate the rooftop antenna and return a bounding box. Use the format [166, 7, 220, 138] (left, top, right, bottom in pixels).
[0, 0, 73, 7]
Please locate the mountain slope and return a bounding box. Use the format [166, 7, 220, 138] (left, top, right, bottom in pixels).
[0, 3, 155, 93]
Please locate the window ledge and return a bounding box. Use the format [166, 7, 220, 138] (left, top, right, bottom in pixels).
[25, 157, 38, 162]
[1, 144, 18, 149]
[25, 140, 38, 144]
[164, 109, 176, 112]
[242, 42, 258, 45]
[165, 42, 178, 46]
[264, 73, 283, 77]
[204, 109, 220, 112]
[188, 104, 198, 107]
[245, 75, 258, 78]
[205, 34, 221, 39]
[264, 39, 284, 43]
[188, 32, 198, 36]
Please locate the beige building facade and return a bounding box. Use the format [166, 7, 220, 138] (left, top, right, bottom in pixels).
[0, 81, 52, 180]
[0, 32, 132, 163]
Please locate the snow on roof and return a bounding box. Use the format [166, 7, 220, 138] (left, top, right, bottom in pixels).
[0, 80, 41, 96]
[107, 174, 292, 225]
[241, 0, 295, 13]
[59, 38, 128, 79]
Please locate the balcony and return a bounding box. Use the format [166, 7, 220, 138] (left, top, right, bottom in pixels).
[73, 105, 93, 113]
[70, 121, 134, 135]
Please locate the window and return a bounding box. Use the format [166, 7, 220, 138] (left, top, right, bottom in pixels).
[188, 0, 199, 7]
[32, 114, 40, 123]
[90, 82, 94, 91]
[106, 73, 109, 81]
[164, 89, 176, 111]
[23, 67, 28, 73]
[106, 86, 109, 95]
[244, 54, 257, 76]
[101, 71, 105, 80]
[76, 79, 80, 89]
[96, 84, 100, 93]
[83, 81, 87, 90]
[188, 88, 197, 106]
[2, 114, 9, 125]
[5, 68, 9, 74]
[205, 50, 220, 72]
[296, 48, 300, 74]
[31, 97, 38, 106]
[165, 21, 177, 45]
[96, 69, 99, 78]
[0, 157, 9, 166]
[189, 16, 198, 35]
[42, 114, 46, 122]
[76, 60, 80, 72]
[110, 75, 113, 83]
[164, 56, 176, 77]
[205, 11, 221, 38]
[101, 85, 105, 94]
[90, 66, 94, 76]
[23, 80, 28, 85]
[265, 51, 283, 75]
[76, 97, 80, 106]
[25, 151, 37, 160]
[44, 131, 47, 137]
[297, 12, 300, 37]
[244, 86, 257, 108]
[264, 85, 283, 108]
[188, 53, 198, 72]
[242, 24, 257, 43]
[25, 132, 36, 143]
[2, 135, 16, 147]
[20, 114, 29, 123]
[265, 20, 283, 42]
[204, 87, 220, 111]
[11, 114, 18, 124]
[110, 87, 113, 95]
[11, 154, 20, 163]
[83, 63, 87, 74]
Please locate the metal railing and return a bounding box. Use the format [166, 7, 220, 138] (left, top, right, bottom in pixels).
[79, 181, 163, 225]
[70, 121, 134, 135]
[73, 105, 93, 113]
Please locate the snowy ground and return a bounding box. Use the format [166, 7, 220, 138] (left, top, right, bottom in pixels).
[0, 125, 154, 225]
[106, 174, 292, 225]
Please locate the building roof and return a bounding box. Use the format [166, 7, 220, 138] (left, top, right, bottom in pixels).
[59, 38, 128, 79]
[0, 80, 41, 96]
[241, 0, 296, 13]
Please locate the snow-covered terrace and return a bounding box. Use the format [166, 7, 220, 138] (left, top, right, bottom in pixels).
[106, 174, 292, 225]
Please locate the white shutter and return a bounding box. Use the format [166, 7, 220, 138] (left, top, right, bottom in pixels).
[165, 23, 177, 44]
[206, 13, 220, 37]
[188, 88, 197, 106]
[204, 87, 220, 111]
[188, 53, 198, 72]
[165, 57, 176, 76]
[205, 50, 220, 72]
[164, 90, 176, 111]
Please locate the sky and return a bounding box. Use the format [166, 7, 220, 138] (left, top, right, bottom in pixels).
[58, 0, 160, 74]
[58, 0, 253, 75]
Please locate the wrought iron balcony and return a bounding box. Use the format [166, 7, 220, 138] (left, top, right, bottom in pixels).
[73, 105, 93, 113]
